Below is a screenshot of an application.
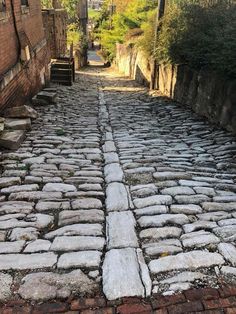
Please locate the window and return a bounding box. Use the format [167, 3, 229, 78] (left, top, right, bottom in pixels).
[21, 0, 29, 6]
[0, 0, 6, 12]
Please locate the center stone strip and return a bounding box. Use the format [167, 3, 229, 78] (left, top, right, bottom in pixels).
[98, 86, 152, 300]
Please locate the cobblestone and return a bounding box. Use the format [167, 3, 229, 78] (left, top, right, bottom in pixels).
[0, 64, 235, 303]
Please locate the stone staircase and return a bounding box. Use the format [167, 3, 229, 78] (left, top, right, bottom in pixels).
[0, 89, 58, 150]
[50, 58, 75, 86]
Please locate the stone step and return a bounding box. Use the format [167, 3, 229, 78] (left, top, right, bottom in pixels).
[0, 130, 26, 150]
[3, 105, 38, 119]
[36, 91, 57, 104]
[4, 118, 31, 130]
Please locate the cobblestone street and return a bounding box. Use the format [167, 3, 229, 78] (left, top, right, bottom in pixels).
[0, 63, 236, 311]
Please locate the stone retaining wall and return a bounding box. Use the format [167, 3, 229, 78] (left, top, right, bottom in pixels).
[116, 43, 151, 87]
[115, 44, 236, 134]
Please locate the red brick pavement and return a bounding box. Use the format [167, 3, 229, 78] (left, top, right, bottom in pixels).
[1, 286, 236, 314]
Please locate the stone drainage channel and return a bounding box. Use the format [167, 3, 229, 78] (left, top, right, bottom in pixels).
[98, 82, 152, 300]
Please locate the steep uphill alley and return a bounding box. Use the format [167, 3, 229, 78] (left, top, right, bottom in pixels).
[0, 65, 236, 311]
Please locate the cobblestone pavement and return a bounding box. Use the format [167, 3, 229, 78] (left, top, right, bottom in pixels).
[0, 64, 236, 308]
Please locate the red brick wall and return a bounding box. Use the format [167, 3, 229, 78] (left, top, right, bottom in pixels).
[0, 0, 50, 112]
[1, 45, 49, 111]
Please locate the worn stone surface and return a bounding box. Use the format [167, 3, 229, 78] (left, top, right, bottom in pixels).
[43, 183, 77, 192]
[138, 214, 189, 228]
[0, 253, 57, 270]
[5, 118, 31, 130]
[140, 227, 182, 240]
[0, 130, 26, 150]
[44, 224, 103, 239]
[0, 273, 13, 301]
[57, 251, 102, 269]
[104, 163, 124, 183]
[51, 236, 105, 251]
[18, 270, 97, 300]
[218, 243, 236, 266]
[134, 195, 172, 208]
[58, 209, 104, 225]
[103, 248, 151, 300]
[181, 230, 220, 248]
[106, 182, 129, 212]
[71, 198, 103, 209]
[0, 63, 236, 301]
[106, 211, 138, 249]
[149, 251, 224, 274]
[4, 105, 38, 119]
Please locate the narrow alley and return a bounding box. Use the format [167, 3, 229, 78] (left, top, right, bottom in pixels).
[0, 61, 236, 312]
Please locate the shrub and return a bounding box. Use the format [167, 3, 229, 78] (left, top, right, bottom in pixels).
[94, 0, 158, 61]
[155, 0, 236, 78]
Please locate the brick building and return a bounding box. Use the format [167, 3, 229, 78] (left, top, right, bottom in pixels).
[0, 0, 50, 112]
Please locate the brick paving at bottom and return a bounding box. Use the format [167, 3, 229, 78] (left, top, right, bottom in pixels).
[1, 286, 236, 314]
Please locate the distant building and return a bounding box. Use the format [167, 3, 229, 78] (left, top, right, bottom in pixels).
[88, 0, 104, 10]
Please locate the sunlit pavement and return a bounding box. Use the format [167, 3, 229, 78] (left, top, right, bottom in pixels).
[0, 63, 236, 312]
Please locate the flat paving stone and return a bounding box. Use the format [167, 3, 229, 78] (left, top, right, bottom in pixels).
[24, 240, 51, 253]
[103, 248, 151, 300]
[18, 270, 97, 301]
[57, 250, 102, 269]
[58, 209, 104, 226]
[134, 195, 172, 208]
[135, 205, 168, 216]
[72, 198, 103, 209]
[170, 204, 202, 214]
[181, 230, 220, 248]
[106, 182, 129, 212]
[0, 252, 57, 270]
[0, 241, 25, 253]
[44, 223, 103, 239]
[104, 163, 124, 183]
[106, 211, 138, 249]
[138, 214, 189, 228]
[140, 227, 182, 240]
[51, 236, 105, 251]
[218, 243, 236, 266]
[149, 251, 224, 274]
[43, 183, 77, 192]
[0, 273, 13, 301]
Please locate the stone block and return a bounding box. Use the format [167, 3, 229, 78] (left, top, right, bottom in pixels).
[0, 130, 26, 150]
[36, 91, 57, 104]
[4, 105, 38, 119]
[5, 118, 31, 130]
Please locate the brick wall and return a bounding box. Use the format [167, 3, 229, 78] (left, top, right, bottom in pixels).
[0, 0, 50, 113]
[42, 8, 67, 59]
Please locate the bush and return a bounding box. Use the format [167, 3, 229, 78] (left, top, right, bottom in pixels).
[154, 0, 236, 78]
[94, 0, 158, 61]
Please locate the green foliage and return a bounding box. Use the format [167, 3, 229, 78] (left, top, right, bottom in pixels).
[41, 0, 78, 20]
[88, 8, 100, 20]
[67, 23, 81, 46]
[61, 0, 78, 20]
[41, 0, 52, 8]
[95, 0, 158, 61]
[154, 0, 236, 78]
